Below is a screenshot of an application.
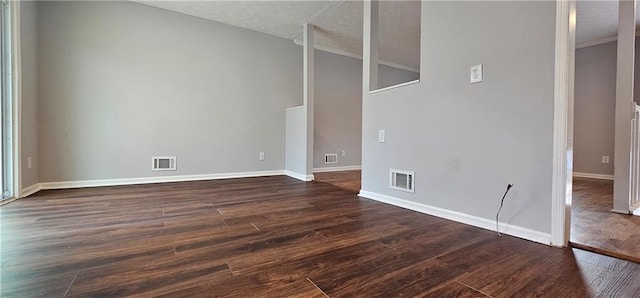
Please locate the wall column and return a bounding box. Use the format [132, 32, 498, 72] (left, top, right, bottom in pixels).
[613, 0, 636, 213]
[303, 23, 315, 178]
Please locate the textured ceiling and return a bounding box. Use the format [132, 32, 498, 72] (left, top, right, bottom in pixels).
[135, 1, 335, 40]
[576, 0, 619, 45]
[132, 0, 637, 68]
[133, 0, 421, 71]
[576, 0, 640, 46]
[292, 1, 421, 70]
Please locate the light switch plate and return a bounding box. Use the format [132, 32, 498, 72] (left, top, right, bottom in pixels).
[470, 64, 483, 83]
[379, 130, 386, 143]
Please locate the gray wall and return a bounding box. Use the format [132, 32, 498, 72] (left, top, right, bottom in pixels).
[21, 1, 39, 188]
[635, 37, 640, 104]
[362, 1, 556, 234]
[378, 64, 420, 90]
[314, 50, 363, 169]
[37, 1, 302, 182]
[574, 41, 617, 176]
[573, 37, 640, 176]
[313, 50, 419, 169]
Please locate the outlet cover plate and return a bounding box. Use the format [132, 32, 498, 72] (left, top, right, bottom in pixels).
[379, 130, 386, 143]
[470, 64, 483, 83]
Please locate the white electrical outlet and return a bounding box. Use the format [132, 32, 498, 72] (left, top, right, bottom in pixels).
[470, 64, 483, 83]
[601, 156, 610, 164]
[341, 150, 346, 157]
[259, 152, 265, 161]
[27, 157, 32, 169]
[379, 130, 386, 143]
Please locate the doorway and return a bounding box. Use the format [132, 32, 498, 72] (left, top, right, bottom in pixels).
[566, 0, 640, 262]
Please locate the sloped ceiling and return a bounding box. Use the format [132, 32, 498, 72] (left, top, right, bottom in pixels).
[576, 0, 640, 46]
[576, 0, 619, 45]
[132, 0, 421, 71]
[132, 0, 639, 69]
[298, 1, 421, 71]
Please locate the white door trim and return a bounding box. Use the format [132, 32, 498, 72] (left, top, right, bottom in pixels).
[3, 1, 21, 200]
[550, 0, 576, 247]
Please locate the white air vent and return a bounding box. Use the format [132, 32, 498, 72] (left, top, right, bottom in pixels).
[390, 169, 414, 193]
[324, 153, 338, 164]
[152, 157, 176, 171]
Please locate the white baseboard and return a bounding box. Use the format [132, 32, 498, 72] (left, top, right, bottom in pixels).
[21, 183, 42, 197]
[0, 197, 17, 206]
[39, 170, 286, 190]
[313, 165, 362, 173]
[285, 171, 314, 182]
[573, 172, 614, 180]
[358, 190, 551, 245]
[612, 208, 632, 214]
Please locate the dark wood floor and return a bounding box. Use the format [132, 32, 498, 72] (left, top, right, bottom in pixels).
[2, 176, 640, 297]
[571, 177, 640, 263]
[313, 170, 361, 193]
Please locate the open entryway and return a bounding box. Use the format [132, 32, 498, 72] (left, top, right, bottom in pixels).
[297, 1, 420, 194]
[563, 0, 640, 263]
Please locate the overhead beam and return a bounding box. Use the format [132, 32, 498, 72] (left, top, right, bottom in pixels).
[363, 0, 379, 92]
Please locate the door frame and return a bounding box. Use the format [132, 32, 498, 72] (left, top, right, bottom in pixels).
[4, 0, 21, 200]
[11, 1, 21, 198]
[550, 0, 576, 247]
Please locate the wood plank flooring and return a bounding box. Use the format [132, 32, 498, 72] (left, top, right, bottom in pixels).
[313, 170, 361, 193]
[571, 177, 640, 263]
[1, 175, 639, 297]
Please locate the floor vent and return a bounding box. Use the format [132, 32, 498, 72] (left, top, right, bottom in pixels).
[152, 157, 176, 171]
[390, 169, 414, 193]
[325, 154, 338, 164]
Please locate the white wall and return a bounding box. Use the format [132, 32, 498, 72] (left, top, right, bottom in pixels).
[574, 41, 617, 176]
[21, 1, 39, 189]
[285, 107, 308, 177]
[361, 1, 556, 235]
[37, 1, 302, 182]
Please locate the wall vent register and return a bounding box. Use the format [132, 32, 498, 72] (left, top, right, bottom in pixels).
[324, 154, 338, 164]
[152, 157, 176, 171]
[390, 169, 414, 193]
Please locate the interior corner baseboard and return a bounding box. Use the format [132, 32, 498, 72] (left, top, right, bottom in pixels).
[0, 198, 17, 206]
[39, 170, 286, 190]
[313, 165, 362, 173]
[611, 208, 632, 214]
[284, 171, 314, 181]
[21, 183, 42, 198]
[573, 172, 614, 180]
[358, 190, 551, 246]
